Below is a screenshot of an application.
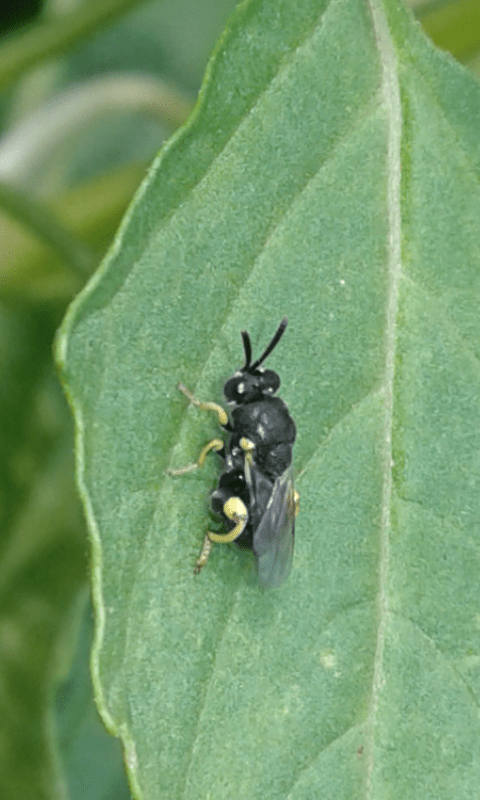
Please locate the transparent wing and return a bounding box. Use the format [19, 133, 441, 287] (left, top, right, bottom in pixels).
[251, 465, 295, 589]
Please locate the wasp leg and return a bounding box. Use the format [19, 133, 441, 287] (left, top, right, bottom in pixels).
[167, 438, 224, 476]
[193, 497, 248, 575]
[239, 436, 255, 466]
[178, 383, 228, 426]
[208, 497, 248, 543]
[194, 535, 214, 573]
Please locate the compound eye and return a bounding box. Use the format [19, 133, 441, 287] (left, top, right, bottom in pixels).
[224, 373, 259, 402]
[258, 369, 280, 394]
[224, 375, 242, 402]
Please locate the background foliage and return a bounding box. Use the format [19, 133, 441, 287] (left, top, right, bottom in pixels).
[1, 1, 480, 799]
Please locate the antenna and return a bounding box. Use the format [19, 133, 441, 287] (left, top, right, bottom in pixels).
[240, 330, 252, 370]
[250, 317, 288, 370]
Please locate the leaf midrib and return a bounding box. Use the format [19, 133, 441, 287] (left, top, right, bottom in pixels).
[364, 0, 403, 795]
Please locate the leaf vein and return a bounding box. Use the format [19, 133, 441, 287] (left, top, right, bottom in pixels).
[364, 1, 403, 796]
[389, 610, 480, 711]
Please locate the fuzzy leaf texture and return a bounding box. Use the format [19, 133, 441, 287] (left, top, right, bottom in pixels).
[57, 0, 480, 798]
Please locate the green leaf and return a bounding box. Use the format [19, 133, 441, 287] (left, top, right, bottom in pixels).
[416, 0, 480, 62]
[57, 0, 480, 797]
[54, 599, 132, 800]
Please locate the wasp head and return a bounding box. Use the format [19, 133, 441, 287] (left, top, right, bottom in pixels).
[223, 318, 287, 404]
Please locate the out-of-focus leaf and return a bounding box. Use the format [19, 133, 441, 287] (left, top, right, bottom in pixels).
[0, 0, 147, 92]
[0, 307, 87, 800]
[55, 599, 132, 800]
[0, 164, 146, 304]
[416, 0, 480, 62]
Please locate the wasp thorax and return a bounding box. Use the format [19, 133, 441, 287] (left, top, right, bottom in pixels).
[224, 369, 280, 403]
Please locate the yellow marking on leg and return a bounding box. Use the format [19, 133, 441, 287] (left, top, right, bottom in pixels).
[167, 438, 223, 475]
[197, 438, 224, 466]
[208, 496, 248, 543]
[240, 436, 255, 465]
[178, 383, 228, 426]
[194, 496, 248, 573]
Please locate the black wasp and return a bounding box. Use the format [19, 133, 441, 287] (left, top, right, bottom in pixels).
[169, 318, 298, 588]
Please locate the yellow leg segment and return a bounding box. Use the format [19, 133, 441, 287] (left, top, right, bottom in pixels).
[167, 438, 223, 476]
[193, 497, 248, 575]
[194, 535, 213, 573]
[239, 436, 255, 466]
[178, 383, 228, 426]
[208, 497, 248, 543]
